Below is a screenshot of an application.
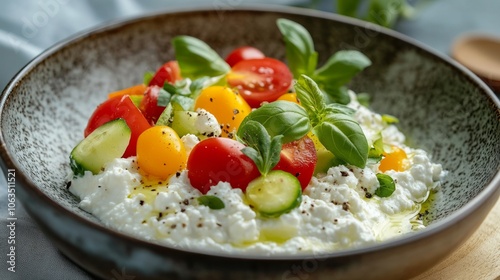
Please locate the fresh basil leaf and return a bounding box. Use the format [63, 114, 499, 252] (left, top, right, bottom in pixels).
[239, 120, 283, 175]
[143, 71, 154, 85]
[189, 77, 211, 95]
[157, 88, 172, 107]
[322, 86, 351, 105]
[163, 83, 180, 96]
[294, 75, 326, 126]
[366, 0, 403, 28]
[167, 81, 191, 96]
[313, 50, 371, 88]
[189, 76, 224, 100]
[368, 136, 384, 162]
[375, 173, 396, 197]
[382, 114, 399, 124]
[171, 95, 194, 111]
[313, 113, 369, 168]
[172, 36, 230, 79]
[276, 18, 318, 78]
[324, 103, 356, 116]
[238, 101, 310, 144]
[197, 195, 225, 210]
[337, 0, 362, 17]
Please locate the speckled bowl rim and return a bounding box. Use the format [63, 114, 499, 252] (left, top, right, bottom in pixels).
[1, 5, 499, 260]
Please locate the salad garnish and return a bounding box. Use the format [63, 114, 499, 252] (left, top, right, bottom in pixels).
[277, 18, 372, 105]
[70, 18, 402, 221]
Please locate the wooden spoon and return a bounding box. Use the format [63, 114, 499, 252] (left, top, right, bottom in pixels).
[451, 34, 500, 92]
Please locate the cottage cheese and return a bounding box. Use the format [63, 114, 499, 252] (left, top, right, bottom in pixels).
[69, 93, 444, 255]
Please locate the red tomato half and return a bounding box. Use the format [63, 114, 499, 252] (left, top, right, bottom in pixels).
[225, 46, 265, 67]
[148, 60, 182, 87]
[187, 138, 260, 194]
[226, 58, 293, 108]
[84, 95, 151, 158]
[139, 85, 165, 125]
[274, 137, 317, 190]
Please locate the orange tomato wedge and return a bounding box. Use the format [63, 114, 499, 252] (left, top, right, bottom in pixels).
[107, 84, 147, 99]
[379, 146, 408, 172]
[277, 93, 300, 104]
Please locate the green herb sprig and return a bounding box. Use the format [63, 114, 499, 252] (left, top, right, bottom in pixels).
[172, 36, 230, 80]
[295, 75, 369, 168]
[277, 18, 371, 105]
[237, 75, 369, 169]
[337, 0, 416, 28]
[237, 120, 283, 176]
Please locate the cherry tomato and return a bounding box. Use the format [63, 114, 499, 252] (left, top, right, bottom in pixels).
[148, 60, 182, 87]
[225, 46, 265, 67]
[139, 85, 165, 125]
[84, 95, 151, 158]
[273, 136, 317, 190]
[379, 146, 408, 172]
[226, 58, 293, 108]
[194, 86, 251, 138]
[137, 126, 186, 179]
[187, 137, 260, 194]
[277, 93, 300, 104]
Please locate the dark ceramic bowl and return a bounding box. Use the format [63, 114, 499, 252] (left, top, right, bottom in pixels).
[1, 6, 499, 280]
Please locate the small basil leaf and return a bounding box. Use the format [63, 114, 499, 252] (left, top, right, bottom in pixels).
[239, 120, 283, 175]
[170, 95, 194, 111]
[238, 101, 310, 144]
[172, 36, 230, 79]
[276, 18, 317, 78]
[313, 113, 369, 168]
[366, 0, 402, 28]
[197, 195, 225, 210]
[375, 173, 396, 197]
[382, 114, 399, 124]
[163, 83, 180, 95]
[143, 71, 154, 85]
[368, 136, 384, 162]
[322, 85, 351, 105]
[313, 50, 371, 88]
[324, 103, 356, 116]
[190, 77, 210, 95]
[337, 0, 362, 17]
[157, 88, 172, 107]
[294, 75, 326, 126]
[241, 146, 263, 171]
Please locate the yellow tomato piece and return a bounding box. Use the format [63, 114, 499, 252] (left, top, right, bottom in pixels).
[136, 126, 186, 179]
[277, 93, 300, 104]
[107, 84, 147, 99]
[194, 86, 251, 138]
[379, 146, 408, 172]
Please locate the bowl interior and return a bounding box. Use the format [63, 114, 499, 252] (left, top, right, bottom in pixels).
[1, 8, 499, 244]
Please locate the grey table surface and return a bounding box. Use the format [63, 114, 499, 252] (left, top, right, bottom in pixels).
[0, 0, 499, 279]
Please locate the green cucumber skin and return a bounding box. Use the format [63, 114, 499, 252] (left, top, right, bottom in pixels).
[246, 170, 302, 218]
[70, 118, 131, 176]
[170, 110, 198, 137]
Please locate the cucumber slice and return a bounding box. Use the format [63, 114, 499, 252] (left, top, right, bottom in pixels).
[157, 102, 198, 137]
[170, 110, 198, 137]
[245, 170, 302, 217]
[70, 118, 131, 176]
[156, 103, 174, 126]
